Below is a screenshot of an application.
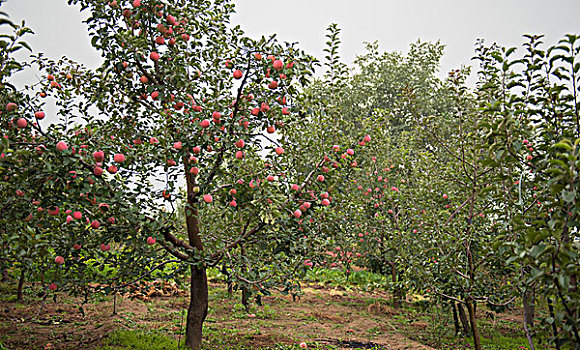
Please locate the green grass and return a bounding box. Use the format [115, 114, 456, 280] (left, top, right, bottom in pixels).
[96, 329, 188, 350]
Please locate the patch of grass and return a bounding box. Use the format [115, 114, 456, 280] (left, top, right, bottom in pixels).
[96, 329, 187, 349]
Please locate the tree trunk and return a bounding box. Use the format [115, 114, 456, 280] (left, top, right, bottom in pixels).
[17, 268, 25, 301]
[183, 158, 208, 350]
[548, 297, 560, 350]
[389, 261, 401, 309]
[466, 299, 482, 350]
[457, 302, 470, 334]
[523, 288, 535, 328]
[452, 302, 461, 335]
[185, 265, 208, 350]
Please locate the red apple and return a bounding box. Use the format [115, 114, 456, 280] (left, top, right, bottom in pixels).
[203, 194, 213, 203]
[55, 256, 65, 265]
[113, 153, 126, 163]
[233, 70, 243, 79]
[147, 236, 156, 245]
[93, 150, 105, 162]
[16, 118, 27, 128]
[35, 111, 45, 120]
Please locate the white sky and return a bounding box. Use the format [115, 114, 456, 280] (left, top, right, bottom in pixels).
[3, 0, 580, 83]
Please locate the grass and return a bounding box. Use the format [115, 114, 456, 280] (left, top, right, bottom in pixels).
[96, 329, 187, 350]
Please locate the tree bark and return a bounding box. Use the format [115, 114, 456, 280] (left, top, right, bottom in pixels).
[466, 299, 482, 350]
[183, 159, 208, 350]
[452, 302, 461, 335]
[457, 302, 470, 334]
[389, 261, 401, 309]
[185, 265, 208, 350]
[16, 268, 25, 301]
[548, 297, 560, 350]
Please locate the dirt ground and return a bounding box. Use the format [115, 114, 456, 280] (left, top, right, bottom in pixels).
[0, 281, 439, 349]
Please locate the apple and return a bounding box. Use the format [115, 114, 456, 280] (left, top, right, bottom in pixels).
[16, 118, 27, 128]
[203, 194, 213, 203]
[291, 184, 300, 191]
[268, 81, 278, 89]
[443, 194, 448, 199]
[108, 165, 118, 174]
[55, 256, 65, 265]
[346, 148, 354, 156]
[132, 0, 140, 7]
[113, 153, 126, 163]
[317, 175, 325, 182]
[267, 126, 275, 134]
[94, 166, 103, 176]
[73, 244, 82, 250]
[6, 102, 18, 111]
[293, 209, 302, 218]
[73, 211, 82, 220]
[229, 200, 237, 207]
[100, 243, 110, 252]
[233, 70, 243, 79]
[35, 111, 45, 120]
[282, 107, 290, 115]
[192, 146, 201, 154]
[235, 139, 245, 148]
[332, 145, 340, 152]
[147, 236, 156, 245]
[91, 220, 100, 229]
[254, 53, 262, 60]
[251, 108, 260, 116]
[140, 75, 148, 84]
[235, 151, 244, 159]
[230, 188, 237, 195]
[93, 150, 105, 162]
[364, 135, 371, 142]
[199, 119, 210, 128]
[48, 283, 57, 291]
[273, 59, 284, 71]
[321, 199, 330, 206]
[48, 206, 60, 216]
[190, 167, 199, 175]
[66, 215, 73, 224]
[275, 147, 284, 155]
[155, 36, 165, 45]
[267, 175, 275, 182]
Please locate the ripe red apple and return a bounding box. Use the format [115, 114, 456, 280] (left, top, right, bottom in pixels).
[321, 192, 329, 199]
[321, 199, 330, 206]
[73, 211, 82, 220]
[192, 146, 201, 154]
[48, 206, 60, 216]
[443, 194, 448, 199]
[233, 70, 243, 79]
[150, 52, 160, 61]
[273, 60, 284, 71]
[35, 111, 45, 120]
[254, 53, 262, 60]
[203, 194, 213, 203]
[73, 244, 82, 250]
[235, 139, 245, 148]
[66, 215, 73, 224]
[132, 0, 140, 7]
[113, 153, 126, 163]
[230, 188, 237, 195]
[251, 108, 260, 116]
[268, 81, 278, 89]
[155, 36, 165, 45]
[94, 166, 103, 176]
[16, 118, 27, 128]
[48, 283, 57, 291]
[93, 150, 105, 162]
[282, 107, 290, 115]
[190, 167, 199, 175]
[291, 184, 300, 191]
[347, 148, 354, 156]
[294, 209, 302, 218]
[108, 165, 118, 174]
[100, 243, 110, 252]
[147, 236, 156, 245]
[55, 256, 65, 265]
[140, 75, 148, 84]
[229, 200, 237, 207]
[364, 135, 371, 142]
[317, 175, 325, 182]
[91, 220, 100, 229]
[267, 175, 275, 182]
[275, 147, 284, 155]
[235, 151, 244, 159]
[98, 203, 109, 212]
[6, 102, 18, 111]
[267, 126, 275, 133]
[200, 119, 210, 128]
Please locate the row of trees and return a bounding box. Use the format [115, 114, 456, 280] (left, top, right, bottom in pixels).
[307, 27, 580, 350]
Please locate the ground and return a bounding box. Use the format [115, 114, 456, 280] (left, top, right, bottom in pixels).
[0, 270, 535, 350]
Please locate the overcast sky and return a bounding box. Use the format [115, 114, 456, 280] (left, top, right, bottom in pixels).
[3, 0, 580, 84]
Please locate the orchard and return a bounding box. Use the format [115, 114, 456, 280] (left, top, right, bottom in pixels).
[0, 1, 579, 350]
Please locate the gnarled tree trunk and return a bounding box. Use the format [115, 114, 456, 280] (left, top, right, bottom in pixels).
[185, 265, 208, 350]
